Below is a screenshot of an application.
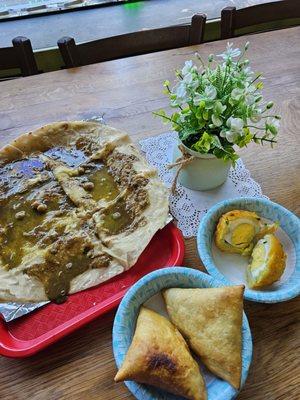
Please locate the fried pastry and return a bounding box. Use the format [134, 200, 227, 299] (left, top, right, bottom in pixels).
[163, 286, 244, 390]
[247, 233, 286, 288]
[215, 210, 277, 256]
[114, 306, 207, 400]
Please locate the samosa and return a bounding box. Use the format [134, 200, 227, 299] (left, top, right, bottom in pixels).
[115, 306, 207, 400]
[163, 286, 244, 390]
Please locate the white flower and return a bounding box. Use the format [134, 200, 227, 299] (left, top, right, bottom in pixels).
[182, 72, 199, 90]
[193, 86, 217, 106]
[193, 93, 203, 106]
[226, 131, 239, 143]
[231, 88, 244, 101]
[189, 79, 199, 90]
[205, 86, 217, 100]
[245, 94, 256, 106]
[183, 72, 193, 84]
[244, 67, 254, 80]
[217, 43, 241, 61]
[175, 82, 187, 99]
[227, 117, 244, 135]
[266, 117, 280, 127]
[241, 83, 256, 105]
[220, 129, 238, 143]
[182, 60, 193, 75]
[172, 82, 189, 106]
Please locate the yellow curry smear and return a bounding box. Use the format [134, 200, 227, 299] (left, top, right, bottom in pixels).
[88, 166, 133, 235]
[0, 148, 139, 303]
[0, 185, 70, 269]
[88, 166, 119, 202]
[27, 236, 111, 303]
[102, 200, 133, 235]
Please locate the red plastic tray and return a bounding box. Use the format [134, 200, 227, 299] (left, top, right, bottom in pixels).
[0, 222, 184, 358]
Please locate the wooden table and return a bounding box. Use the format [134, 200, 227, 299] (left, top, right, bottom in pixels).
[0, 27, 299, 400]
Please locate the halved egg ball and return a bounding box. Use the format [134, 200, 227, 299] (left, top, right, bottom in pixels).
[247, 234, 286, 288]
[215, 210, 277, 256]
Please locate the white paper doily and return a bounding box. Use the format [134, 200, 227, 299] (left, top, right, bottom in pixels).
[140, 132, 268, 238]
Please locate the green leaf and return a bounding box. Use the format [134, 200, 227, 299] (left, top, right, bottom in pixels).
[191, 132, 213, 153]
[153, 109, 166, 118]
[182, 106, 190, 114]
[214, 101, 226, 115]
[215, 65, 223, 92]
[211, 135, 223, 149]
[212, 114, 223, 127]
[212, 145, 239, 165]
[268, 124, 278, 135]
[153, 110, 184, 130]
[199, 100, 206, 109]
[203, 110, 209, 121]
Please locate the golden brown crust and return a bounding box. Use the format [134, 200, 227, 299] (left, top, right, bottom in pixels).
[215, 210, 260, 255]
[215, 210, 278, 256]
[163, 286, 245, 390]
[115, 307, 207, 400]
[0, 121, 126, 164]
[247, 234, 286, 288]
[0, 121, 169, 302]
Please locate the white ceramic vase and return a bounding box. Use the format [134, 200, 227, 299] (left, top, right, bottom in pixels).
[172, 141, 231, 191]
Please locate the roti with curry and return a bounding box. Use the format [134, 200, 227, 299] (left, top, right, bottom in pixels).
[0, 121, 169, 303]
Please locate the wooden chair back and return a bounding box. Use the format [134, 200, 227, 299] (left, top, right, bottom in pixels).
[58, 13, 206, 68]
[221, 0, 300, 39]
[0, 37, 38, 77]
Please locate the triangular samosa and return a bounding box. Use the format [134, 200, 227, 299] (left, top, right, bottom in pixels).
[115, 306, 207, 400]
[163, 286, 244, 390]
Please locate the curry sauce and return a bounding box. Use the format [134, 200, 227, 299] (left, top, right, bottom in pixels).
[0, 145, 150, 302]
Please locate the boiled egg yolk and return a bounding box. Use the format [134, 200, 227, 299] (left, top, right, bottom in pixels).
[247, 234, 286, 288]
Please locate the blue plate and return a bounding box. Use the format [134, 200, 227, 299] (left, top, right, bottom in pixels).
[197, 197, 300, 303]
[113, 267, 252, 400]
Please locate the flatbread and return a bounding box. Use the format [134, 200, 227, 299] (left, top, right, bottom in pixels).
[115, 307, 207, 400]
[0, 121, 169, 303]
[163, 286, 244, 390]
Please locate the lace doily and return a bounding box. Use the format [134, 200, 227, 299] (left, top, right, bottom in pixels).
[140, 132, 268, 238]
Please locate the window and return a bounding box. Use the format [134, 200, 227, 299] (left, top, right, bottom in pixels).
[0, 0, 130, 20]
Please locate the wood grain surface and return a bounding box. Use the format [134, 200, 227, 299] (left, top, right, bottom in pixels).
[0, 27, 299, 400]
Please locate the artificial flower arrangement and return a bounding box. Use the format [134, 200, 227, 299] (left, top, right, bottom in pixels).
[154, 42, 280, 165]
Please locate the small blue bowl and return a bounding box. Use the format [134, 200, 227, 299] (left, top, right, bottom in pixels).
[113, 267, 252, 400]
[197, 197, 300, 303]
